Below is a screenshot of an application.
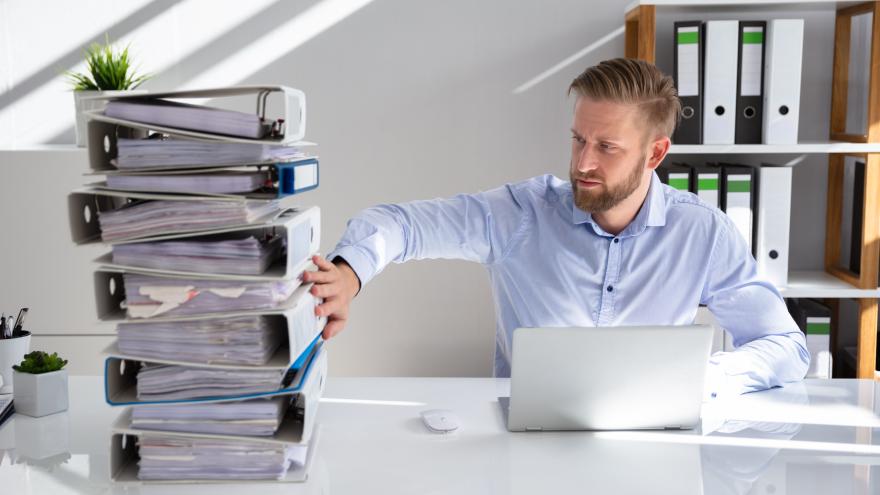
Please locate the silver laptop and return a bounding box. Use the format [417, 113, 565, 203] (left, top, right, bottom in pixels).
[502, 325, 714, 431]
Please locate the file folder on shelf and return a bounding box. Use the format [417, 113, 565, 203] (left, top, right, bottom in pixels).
[703, 20, 739, 144]
[102, 284, 325, 370]
[105, 336, 326, 407]
[735, 21, 766, 144]
[657, 162, 694, 192]
[83, 85, 308, 145]
[672, 21, 703, 144]
[691, 163, 721, 208]
[763, 19, 804, 145]
[68, 188, 297, 245]
[756, 165, 792, 287]
[849, 160, 866, 274]
[720, 163, 756, 253]
[786, 299, 832, 379]
[93, 208, 320, 280]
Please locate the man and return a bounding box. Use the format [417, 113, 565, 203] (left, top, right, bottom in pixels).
[303, 57, 809, 399]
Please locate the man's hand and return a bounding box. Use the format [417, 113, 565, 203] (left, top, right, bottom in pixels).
[302, 255, 361, 339]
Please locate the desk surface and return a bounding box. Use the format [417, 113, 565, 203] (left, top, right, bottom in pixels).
[1, 377, 880, 494]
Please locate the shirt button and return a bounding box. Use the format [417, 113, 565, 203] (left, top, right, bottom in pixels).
[607, 285, 614, 292]
[613, 238, 619, 244]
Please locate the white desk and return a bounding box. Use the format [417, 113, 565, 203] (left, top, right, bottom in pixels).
[1, 377, 879, 494]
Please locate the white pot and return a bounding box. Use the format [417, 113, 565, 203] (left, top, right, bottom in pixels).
[13, 369, 69, 417]
[0, 331, 30, 394]
[73, 89, 147, 147]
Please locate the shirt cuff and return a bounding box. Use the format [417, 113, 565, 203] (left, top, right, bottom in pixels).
[326, 246, 376, 294]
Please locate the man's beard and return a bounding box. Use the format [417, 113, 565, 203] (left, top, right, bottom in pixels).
[570, 154, 646, 213]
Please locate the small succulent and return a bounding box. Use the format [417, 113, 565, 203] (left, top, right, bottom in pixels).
[65, 34, 150, 91]
[13, 351, 68, 374]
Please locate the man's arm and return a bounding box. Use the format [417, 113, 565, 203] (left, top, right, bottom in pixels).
[305, 182, 532, 338]
[700, 214, 810, 398]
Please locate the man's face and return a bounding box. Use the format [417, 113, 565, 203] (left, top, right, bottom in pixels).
[569, 97, 650, 213]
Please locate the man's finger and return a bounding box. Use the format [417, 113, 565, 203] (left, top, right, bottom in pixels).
[310, 281, 341, 298]
[315, 297, 344, 317]
[312, 255, 336, 271]
[322, 319, 347, 339]
[302, 270, 336, 284]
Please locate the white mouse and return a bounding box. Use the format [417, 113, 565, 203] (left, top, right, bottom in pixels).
[420, 409, 460, 433]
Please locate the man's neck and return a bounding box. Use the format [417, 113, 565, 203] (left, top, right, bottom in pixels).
[590, 174, 653, 236]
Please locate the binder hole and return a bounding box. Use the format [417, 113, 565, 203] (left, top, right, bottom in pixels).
[310, 227, 314, 243]
[83, 205, 92, 224]
[121, 434, 127, 449]
[743, 106, 756, 119]
[109, 277, 116, 295]
[681, 107, 694, 119]
[769, 250, 779, 260]
[120, 360, 126, 375]
[779, 105, 789, 115]
[714, 106, 725, 116]
[103, 135, 111, 154]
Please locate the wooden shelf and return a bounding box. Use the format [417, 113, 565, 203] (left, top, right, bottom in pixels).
[625, 1, 880, 379]
[626, 0, 863, 10]
[668, 141, 880, 155]
[780, 271, 880, 298]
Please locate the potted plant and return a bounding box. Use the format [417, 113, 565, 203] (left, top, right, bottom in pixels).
[12, 351, 69, 417]
[66, 34, 151, 147]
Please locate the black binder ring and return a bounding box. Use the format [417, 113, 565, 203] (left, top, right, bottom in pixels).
[743, 106, 756, 119]
[681, 107, 695, 119]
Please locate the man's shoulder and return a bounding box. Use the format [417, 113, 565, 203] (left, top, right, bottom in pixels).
[660, 183, 730, 228]
[502, 174, 571, 205]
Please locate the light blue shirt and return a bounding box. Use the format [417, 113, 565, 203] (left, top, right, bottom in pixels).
[328, 172, 810, 397]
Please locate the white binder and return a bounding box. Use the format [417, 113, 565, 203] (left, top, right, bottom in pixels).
[721, 164, 755, 252]
[762, 19, 804, 144]
[703, 20, 739, 144]
[756, 165, 792, 287]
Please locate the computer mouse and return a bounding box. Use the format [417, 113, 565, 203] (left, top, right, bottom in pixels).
[420, 409, 460, 433]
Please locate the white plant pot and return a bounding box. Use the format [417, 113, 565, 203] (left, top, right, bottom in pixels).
[13, 369, 69, 417]
[0, 331, 30, 394]
[73, 89, 147, 147]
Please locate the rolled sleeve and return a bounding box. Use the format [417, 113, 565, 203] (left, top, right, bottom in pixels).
[701, 214, 810, 396]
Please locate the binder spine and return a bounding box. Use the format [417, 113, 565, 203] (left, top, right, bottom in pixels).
[735, 21, 766, 144]
[672, 21, 703, 144]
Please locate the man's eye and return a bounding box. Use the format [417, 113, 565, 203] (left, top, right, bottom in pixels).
[600, 143, 616, 150]
[572, 136, 585, 144]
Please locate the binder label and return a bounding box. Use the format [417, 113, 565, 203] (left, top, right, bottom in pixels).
[677, 27, 700, 96]
[806, 317, 830, 335]
[741, 27, 764, 96]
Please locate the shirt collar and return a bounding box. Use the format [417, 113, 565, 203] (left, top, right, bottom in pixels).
[570, 171, 667, 237]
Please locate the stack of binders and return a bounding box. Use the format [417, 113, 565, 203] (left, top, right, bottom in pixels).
[68, 86, 328, 484]
[672, 18, 804, 145]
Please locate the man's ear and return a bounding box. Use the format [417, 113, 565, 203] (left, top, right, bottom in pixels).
[646, 135, 671, 171]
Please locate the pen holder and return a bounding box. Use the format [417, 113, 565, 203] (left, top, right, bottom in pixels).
[0, 331, 31, 394]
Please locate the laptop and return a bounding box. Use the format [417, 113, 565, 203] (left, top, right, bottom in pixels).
[501, 325, 714, 431]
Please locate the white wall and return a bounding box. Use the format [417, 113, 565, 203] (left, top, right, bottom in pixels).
[0, 0, 844, 376]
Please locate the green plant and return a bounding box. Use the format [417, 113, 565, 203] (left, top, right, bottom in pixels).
[65, 34, 150, 91]
[13, 351, 68, 374]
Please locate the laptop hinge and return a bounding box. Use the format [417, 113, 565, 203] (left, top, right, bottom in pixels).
[525, 426, 543, 431]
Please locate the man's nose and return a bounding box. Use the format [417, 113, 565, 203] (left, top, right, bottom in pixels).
[575, 144, 598, 174]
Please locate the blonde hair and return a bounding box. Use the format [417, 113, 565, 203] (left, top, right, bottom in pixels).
[568, 58, 680, 140]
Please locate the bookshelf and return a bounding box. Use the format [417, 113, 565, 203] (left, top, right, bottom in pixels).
[624, 1, 880, 379]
